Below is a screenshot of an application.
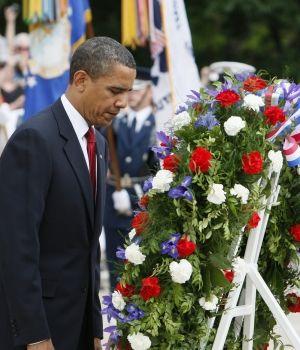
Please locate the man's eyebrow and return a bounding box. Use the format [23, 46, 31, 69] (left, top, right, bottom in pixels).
[109, 85, 132, 92]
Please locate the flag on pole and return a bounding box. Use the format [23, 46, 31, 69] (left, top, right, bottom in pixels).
[148, 0, 200, 131]
[121, 0, 149, 48]
[161, 0, 200, 106]
[23, 0, 92, 120]
[148, 0, 172, 132]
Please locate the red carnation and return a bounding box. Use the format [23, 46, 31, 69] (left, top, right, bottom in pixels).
[247, 212, 261, 230]
[131, 212, 149, 235]
[189, 147, 212, 173]
[163, 154, 180, 172]
[287, 293, 300, 313]
[262, 344, 269, 350]
[115, 282, 135, 298]
[264, 106, 285, 125]
[216, 90, 240, 107]
[117, 340, 132, 350]
[289, 224, 300, 242]
[139, 195, 149, 209]
[140, 276, 161, 301]
[243, 76, 267, 92]
[242, 151, 263, 175]
[177, 236, 196, 258]
[224, 270, 234, 283]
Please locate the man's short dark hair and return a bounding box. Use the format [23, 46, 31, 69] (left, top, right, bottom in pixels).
[69, 36, 136, 83]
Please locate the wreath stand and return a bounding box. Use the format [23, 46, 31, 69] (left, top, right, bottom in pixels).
[209, 170, 300, 349]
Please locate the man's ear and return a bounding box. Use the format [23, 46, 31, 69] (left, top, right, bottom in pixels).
[72, 70, 89, 93]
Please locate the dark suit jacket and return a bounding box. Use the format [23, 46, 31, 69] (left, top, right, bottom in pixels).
[0, 99, 108, 349]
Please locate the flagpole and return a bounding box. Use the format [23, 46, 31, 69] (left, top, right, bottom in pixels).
[160, 0, 177, 114]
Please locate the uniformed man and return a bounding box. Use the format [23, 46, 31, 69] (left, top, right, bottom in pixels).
[103, 67, 157, 289]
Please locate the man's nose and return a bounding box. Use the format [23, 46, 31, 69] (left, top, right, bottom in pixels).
[115, 93, 128, 109]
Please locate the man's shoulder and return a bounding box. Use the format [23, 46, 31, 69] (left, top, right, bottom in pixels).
[17, 101, 60, 136]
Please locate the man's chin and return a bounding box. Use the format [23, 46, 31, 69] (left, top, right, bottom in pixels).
[95, 118, 113, 128]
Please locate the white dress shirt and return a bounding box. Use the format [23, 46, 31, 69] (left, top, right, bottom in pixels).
[61, 94, 92, 170]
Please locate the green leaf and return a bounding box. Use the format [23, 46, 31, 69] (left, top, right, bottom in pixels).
[209, 253, 231, 269]
[208, 264, 231, 288]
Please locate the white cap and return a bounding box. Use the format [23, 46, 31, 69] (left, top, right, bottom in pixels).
[209, 61, 256, 74]
[132, 79, 151, 91]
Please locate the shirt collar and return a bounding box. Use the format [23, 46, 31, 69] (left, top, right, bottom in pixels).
[127, 106, 152, 130]
[61, 94, 89, 140]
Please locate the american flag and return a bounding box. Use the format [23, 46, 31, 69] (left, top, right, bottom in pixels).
[149, 0, 166, 63]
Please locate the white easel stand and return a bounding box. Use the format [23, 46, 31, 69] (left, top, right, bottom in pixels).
[212, 171, 300, 350]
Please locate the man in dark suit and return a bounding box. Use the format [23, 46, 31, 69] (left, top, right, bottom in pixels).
[0, 37, 136, 350]
[104, 68, 157, 289]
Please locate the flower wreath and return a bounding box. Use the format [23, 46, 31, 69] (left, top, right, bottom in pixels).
[103, 73, 300, 350]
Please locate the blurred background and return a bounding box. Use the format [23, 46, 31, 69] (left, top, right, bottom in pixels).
[1, 0, 300, 80]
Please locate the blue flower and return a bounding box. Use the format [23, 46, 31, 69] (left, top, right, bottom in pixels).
[176, 104, 188, 114]
[161, 233, 181, 258]
[143, 177, 153, 192]
[116, 247, 126, 260]
[168, 176, 193, 202]
[101, 296, 145, 324]
[195, 112, 220, 130]
[101, 295, 120, 323]
[151, 131, 174, 159]
[104, 326, 120, 349]
[235, 72, 251, 82]
[126, 303, 145, 321]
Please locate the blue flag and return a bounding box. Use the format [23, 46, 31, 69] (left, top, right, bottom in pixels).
[24, 0, 91, 120]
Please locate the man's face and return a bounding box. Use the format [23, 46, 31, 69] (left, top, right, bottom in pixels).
[127, 88, 147, 110]
[78, 64, 136, 127]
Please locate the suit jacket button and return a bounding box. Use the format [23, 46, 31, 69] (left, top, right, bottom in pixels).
[125, 156, 132, 163]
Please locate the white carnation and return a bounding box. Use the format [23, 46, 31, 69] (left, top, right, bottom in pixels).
[230, 184, 249, 204]
[127, 332, 151, 350]
[243, 94, 265, 112]
[169, 259, 193, 284]
[152, 169, 174, 192]
[207, 184, 226, 205]
[199, 294, 218, 311]
[128, 228, 136, 241]
[112, 290, 126, 311]
[232, 257, 247, 284]
[172, 111, 191, 131]
[125, 243, 146, 265]
[268, 150, 283, 173]
[224, 116, 246, 136]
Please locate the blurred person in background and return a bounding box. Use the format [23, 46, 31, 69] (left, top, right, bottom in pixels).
[0, 5, 26, 109]
[104, 67, 157, 290]
[4, 3, 29, 81]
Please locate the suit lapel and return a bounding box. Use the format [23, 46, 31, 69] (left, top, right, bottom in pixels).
[93, 135, 106, 244]
[51, 99, 95, 229]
